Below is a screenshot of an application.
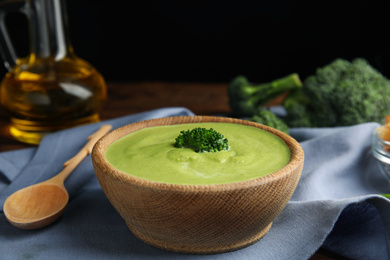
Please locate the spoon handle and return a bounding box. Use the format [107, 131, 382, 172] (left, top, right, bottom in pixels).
[50, 124, 112, 183]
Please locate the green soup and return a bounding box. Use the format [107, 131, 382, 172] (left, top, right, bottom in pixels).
[105, 122, 291, 185]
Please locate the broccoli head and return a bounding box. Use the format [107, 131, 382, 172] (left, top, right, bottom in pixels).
[284, 58, 390, 127]
[174, 127, 229, 153]
[228, 73, 302, 117]
[250, 109, 289, 134]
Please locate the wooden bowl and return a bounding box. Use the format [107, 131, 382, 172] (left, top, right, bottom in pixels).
[92, 116, 304, 254]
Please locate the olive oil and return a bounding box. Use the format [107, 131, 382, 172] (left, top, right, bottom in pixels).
[0, 0, 107, 144]
[0, 57, 106, 144]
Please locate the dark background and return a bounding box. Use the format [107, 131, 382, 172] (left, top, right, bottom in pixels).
[1, 0, 390, 83]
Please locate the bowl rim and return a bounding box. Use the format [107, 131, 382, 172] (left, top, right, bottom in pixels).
[92, 115, 304, 192]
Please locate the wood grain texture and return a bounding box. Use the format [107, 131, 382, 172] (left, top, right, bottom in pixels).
[3, 184, 68, 230]
[92, 116, 304, 254]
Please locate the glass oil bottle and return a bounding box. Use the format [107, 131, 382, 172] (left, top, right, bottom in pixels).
[0, 0, 107, 144]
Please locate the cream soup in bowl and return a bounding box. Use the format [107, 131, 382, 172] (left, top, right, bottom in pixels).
[105, 122, 291, 185]
[92, 116, 304, 254]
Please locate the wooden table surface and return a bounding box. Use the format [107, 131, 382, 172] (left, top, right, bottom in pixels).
[0, 82, 346, 259]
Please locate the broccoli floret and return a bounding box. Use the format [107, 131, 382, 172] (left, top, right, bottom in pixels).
[174, 127, 229, 153]
[282, 89, 312, 128]
[228, 73, 302, 117]
[250, 109, 289, 134]
[284, 58, 390, 127]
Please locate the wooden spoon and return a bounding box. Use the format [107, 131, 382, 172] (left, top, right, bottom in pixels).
[3, 124, 112, 230]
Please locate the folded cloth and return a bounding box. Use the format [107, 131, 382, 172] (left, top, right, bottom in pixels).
[1, 107, 389, 260]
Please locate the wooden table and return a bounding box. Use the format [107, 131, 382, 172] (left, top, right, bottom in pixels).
[0, 82, 345, 259]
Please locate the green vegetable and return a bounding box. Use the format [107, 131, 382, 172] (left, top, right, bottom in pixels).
[284, 58, 390, 127]
[228, 73, 303, 117]
[250, 109, 289, 134]
[282, 88, 312, 127]
[174, 127, 229, 153]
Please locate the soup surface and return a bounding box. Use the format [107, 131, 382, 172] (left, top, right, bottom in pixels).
[105, 122, 291, 185]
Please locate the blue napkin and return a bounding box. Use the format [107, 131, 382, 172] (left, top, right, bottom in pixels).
[1, 107, 389, 260]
